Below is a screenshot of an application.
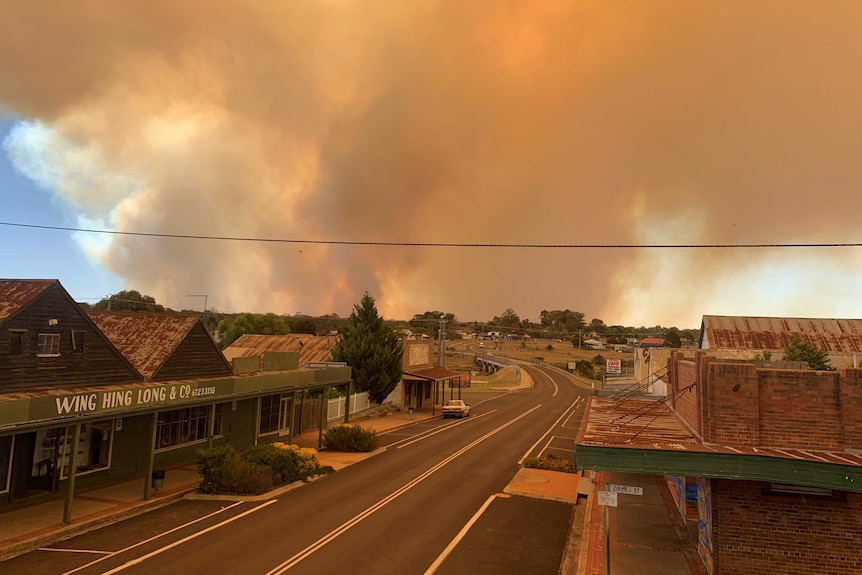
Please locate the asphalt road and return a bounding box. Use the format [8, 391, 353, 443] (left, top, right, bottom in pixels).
[2, 364, 591, 575]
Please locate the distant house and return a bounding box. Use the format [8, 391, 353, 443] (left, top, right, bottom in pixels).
[583, 338, 606, 350]
[637, 337, 664, 348]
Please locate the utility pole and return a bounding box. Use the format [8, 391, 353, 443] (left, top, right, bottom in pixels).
[438, 317, 447, 369]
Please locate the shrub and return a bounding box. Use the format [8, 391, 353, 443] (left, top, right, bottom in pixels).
[523, 454, 576, 474]
[323, 425, 378, 452]
[196, 442, 329, 495]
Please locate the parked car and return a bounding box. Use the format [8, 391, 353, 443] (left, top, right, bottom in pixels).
[442, 399, 471, 418]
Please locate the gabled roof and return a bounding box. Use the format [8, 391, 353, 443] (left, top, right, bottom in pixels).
[88, 312, 202, 380]
[700, 315, 862, 352]
[638, 337, 664, 346]
[223, 334, 336, 365]
[0, 279, 56, 324]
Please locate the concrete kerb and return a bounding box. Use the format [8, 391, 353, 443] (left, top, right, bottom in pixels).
[0, 488, 193, 562]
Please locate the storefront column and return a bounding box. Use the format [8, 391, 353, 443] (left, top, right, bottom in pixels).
[62, 423, 82, 525]
[253, 396, 262, 446]
[343, 381, 352, 424]
[144, 413, 157, 501]
[317, 386, 328, 450]
[288, 391, 298, 445]
[207, 403, 216, 449]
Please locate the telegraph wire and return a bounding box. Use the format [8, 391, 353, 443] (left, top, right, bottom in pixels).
[1, 220, 860, 249]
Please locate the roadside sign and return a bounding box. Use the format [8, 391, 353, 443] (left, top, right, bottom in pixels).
[608, 484, 643, 496]
[597, 491, 618, 507]
[606, 359, 621, 374]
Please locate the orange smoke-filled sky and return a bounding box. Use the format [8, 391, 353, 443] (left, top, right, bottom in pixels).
[2, 1, 862, 327]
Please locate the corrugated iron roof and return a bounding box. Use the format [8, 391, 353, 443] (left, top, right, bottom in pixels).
[223, 333, 336, 365]
[579, 396, 862, 467]
[0, 279, 56, 324]
[403, 367, 464, 381]
[88, 312, 200, 380]
[701, 315, 862, 352]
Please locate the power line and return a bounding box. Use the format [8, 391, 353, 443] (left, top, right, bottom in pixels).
[2, 220, 861, 249]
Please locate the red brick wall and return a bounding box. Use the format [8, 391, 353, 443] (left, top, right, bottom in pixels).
[712, 479, 862, 575]
[840, 369, 862, 448]
[758, 369, 842, 450]
[674, 360, 700, 433]
[704, 363, 760, 446]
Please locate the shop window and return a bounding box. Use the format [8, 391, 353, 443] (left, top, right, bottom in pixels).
[32, 422, 113, 480]
[9, 330, 24, 355]
[0, 435, 13, 494]
[259, 394, 291, 435]
[156, 406, 210, 450]
[37, 333, 60, 356]
[213, 403, 226, 436]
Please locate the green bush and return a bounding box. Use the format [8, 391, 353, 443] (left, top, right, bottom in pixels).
[523, 454, 576, 474]
[196, 442, 329, 495]
[323, 425, 378, 452]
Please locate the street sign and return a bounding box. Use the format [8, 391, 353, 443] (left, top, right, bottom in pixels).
[608, 484, 643, 496]
[597, 491, 618, 507]
[606, 359, 621, 374]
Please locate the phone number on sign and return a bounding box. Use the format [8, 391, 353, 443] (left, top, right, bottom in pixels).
[191, 386, 217, 397]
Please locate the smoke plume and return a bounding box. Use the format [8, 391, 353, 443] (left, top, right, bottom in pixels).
[3, 1, 862, 326]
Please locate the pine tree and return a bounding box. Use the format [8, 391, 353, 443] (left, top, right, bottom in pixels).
[331, 292, 403, 404]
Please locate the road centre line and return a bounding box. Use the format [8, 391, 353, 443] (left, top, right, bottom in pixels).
[61, 501, 245, 575]
[96, 501, 276, 575]
[422, 494, 498, 575]
[517, 398, 579, 465]
[264, 405, 543, 575]
[396, 410, 497, 449]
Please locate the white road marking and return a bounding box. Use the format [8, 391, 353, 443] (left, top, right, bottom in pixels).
[518, 398, 579, 465]
[264, 405, 543, 575]
[96, 501, 276, 575]
[422, 494, 498, 575]
[397, 411, 496, 449]
[40, 548, 113, 555]
[61, 501, 245, 575]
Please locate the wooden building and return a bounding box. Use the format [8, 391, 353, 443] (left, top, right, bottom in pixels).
[0, 280, 350, 523]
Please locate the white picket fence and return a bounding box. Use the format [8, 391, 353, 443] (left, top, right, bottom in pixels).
[326, 385, 401, 422]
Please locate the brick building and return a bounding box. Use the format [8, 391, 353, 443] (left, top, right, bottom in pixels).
[577, 318, 862, 575]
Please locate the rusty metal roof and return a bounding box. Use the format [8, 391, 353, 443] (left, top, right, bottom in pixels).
[0, 279, 56, 324]
[701, 315, 862, 352]
[88, 312, 201, 380]
[223, 334, 336, 365]
[403, 367, 464, 381]
[578, 396, 862, 467]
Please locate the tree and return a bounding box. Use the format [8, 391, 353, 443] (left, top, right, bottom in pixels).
[93, 290, 166, 312]
[331, 292, 403, 404]
[663, 328, 682, 348]
[288, 317, 318, 336]
[782, 336, 831, 370]
[494, 308, 521, 328]
[217, 313, 290, 349]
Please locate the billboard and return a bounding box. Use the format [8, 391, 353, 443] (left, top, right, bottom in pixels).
[606, 359, 621, 374]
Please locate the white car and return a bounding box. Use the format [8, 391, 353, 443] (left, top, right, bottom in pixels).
[442, 399, 471, 418]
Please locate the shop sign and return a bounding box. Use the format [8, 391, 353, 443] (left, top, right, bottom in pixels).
[29, 380, 236, 420]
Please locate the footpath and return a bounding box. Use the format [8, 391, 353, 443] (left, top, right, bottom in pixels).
[0, 369, 704, 574]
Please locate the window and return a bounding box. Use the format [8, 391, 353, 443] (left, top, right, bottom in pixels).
[259, 394, 291, 435]
[37, 333, 60, 356]
[71, 330, 85, 353]
[156, 407, 210, 450]
[32, 423, 114, 479]
[9, 331, 24, 355]
[213, 403, 225, 436]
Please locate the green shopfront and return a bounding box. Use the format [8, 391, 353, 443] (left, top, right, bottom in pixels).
[0, 359, 351, 521]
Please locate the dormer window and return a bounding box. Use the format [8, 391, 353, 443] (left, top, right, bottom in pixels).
[37, 333, 60, 357]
